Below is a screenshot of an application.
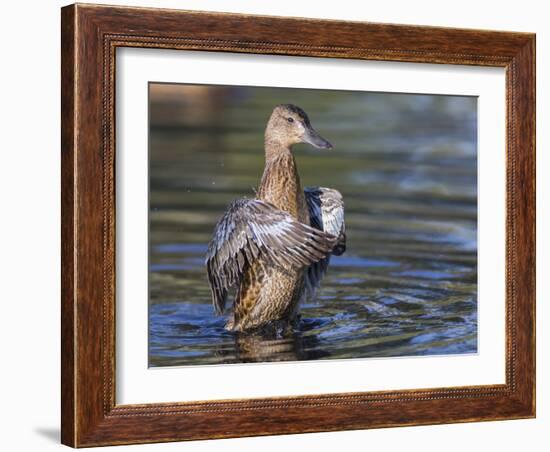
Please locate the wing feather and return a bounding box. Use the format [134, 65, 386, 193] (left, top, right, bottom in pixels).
[304, 187, 346, 300]
[206, 198, 338, 314]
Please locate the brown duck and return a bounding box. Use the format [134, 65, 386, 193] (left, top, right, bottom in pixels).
[206, 104, 346, 332]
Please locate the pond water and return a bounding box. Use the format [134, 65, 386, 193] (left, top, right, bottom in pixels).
[148, 84, 477, 366]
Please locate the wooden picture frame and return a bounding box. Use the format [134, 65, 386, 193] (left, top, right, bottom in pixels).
[61, 3, 535, 447]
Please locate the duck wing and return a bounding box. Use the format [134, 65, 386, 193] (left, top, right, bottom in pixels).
[304, 187, 346, 299]
[206, 198, 338, 314]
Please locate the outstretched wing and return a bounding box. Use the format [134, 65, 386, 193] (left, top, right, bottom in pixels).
[304, 187, 346, 299]
[206, 198, 338, 314]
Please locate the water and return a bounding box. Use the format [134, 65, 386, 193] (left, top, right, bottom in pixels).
[148, 84, 477, 366]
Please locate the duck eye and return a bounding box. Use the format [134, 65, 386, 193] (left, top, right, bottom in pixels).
[287, 117, 294, 123]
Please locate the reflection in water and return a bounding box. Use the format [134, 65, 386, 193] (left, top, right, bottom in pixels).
[233, 330, 305, 363]
[229, 322, 330, 363]
[148, 84, 478, 367]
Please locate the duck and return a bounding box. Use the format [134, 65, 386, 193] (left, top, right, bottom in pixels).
[206, 104, 346, 332]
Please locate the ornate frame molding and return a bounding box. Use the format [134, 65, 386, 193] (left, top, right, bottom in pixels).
[61, 4, 535, 447]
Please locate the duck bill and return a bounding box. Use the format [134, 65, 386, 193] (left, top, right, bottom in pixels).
[303, 127, 333, 150]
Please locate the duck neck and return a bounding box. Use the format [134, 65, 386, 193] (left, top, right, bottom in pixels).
[264, 138, 291, 162]
[257, 142, 307, 221]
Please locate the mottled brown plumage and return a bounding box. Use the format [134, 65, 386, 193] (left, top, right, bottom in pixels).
[206, 104, 346, 332]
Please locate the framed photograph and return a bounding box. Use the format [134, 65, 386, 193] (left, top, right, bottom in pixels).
[61, 3, 535, 447]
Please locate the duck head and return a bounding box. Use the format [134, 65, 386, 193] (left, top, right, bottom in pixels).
[265, 104, 332, 151]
